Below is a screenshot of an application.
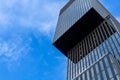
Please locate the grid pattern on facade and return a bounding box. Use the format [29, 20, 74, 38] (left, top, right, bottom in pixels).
[54, 0, 93, 42]
[67, 17, 120, 80]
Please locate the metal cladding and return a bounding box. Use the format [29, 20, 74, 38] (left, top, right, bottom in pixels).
[53, 0, 110, 57]
[53, 0, 120, 63]
[53, 0, 120, 80]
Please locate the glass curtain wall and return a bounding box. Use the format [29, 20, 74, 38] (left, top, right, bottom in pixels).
[67, 17, 120, 80]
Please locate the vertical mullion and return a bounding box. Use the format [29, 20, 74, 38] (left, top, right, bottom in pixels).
[80, 42, 83, 72]
[94, 29, 102, 57]
[104, 21, 120, 57]
[93, 30, 101, 58]
[79, 43, 82, 74]
[106, 19, 120, 45]
[83, 39, 87, 70]
[72, 49, 74, 79]
[81, 41, 84, 72]
[98, 24, 110, 54]
[101, 22, 120, 68]
[102, 59, 110, 79]
[73, 48, 75, 78]
[98, 61, 104, 80]
[74, 47, 76, 78]
[96, 26, 106, 56]
[100, 22, 120, 79]
[86, 37, 90, 67]
[77, 44, 79, 76]
[85, 37, 90, 67]
[106, 55, 117, 80]
[85, 71, 87, 80]
[97, 25, 111, 79]
[80, 0, 84, 16]
[93, 65, 97, 80]
[89, 33, 95, 63]
[88, 70, 91, 80]
[91, 31, 98, 61]
[109, 17, 120, 36]
[67, 53, 69, 80]
[87, 35, 93, 65]
[70, 52, 72, 80]
[91, 32, 97, 61]
[89, 68, 92, 80]
[110, 53, 120, 75]
[83, 39, 87, 80]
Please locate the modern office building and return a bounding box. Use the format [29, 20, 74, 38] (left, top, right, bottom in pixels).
[53, 0, 120, 80]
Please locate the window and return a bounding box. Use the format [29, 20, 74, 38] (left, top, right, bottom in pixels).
[102, 71, 107, 80]
[100, 61, 104, 71]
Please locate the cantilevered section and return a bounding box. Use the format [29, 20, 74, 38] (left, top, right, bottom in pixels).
[53, 8, 104, 56]
[53, 0, 113, 60]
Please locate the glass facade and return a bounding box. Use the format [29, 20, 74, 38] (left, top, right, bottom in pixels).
[67, 17, 120, 80]
[53, 0, 120, 80]
[54, 0, 93, 42]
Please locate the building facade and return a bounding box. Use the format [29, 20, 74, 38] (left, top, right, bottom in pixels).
[53, 0, 120, 80]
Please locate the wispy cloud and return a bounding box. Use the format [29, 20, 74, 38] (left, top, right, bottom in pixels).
[0, 0, 67, 71]
[0, 0, 63, 37]
[0, 36, 31, 70]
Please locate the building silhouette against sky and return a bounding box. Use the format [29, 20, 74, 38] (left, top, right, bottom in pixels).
[53, 0, 120, 80]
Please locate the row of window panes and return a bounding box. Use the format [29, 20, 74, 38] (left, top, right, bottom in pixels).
[72, 54, 119, 80]
[67, 19, 120, 80]
[56, 0, 93, 40]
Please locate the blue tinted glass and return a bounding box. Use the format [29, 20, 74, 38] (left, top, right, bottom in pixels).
[107, 67, 113, 78]
[100, 61, 104, 71]
[82, 73, 85, 80]
[91, 68, 94, 77]
[97, 74, 101, 80]
[102, 71, 107, 80]
[104, 57, 109, 67]
[95, 64, 99, 74]
[87, 70, 90, 80]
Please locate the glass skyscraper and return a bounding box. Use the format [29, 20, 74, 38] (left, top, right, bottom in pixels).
[53, 0, 120, 80]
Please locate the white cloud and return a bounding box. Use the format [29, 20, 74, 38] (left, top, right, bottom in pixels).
[0, 0, 67, 70]
[0, 0, 64, 37]
[0, 12, 10, 26]
[0, 36, 31, 70]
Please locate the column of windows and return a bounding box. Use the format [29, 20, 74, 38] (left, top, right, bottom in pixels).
[67, 18, 120, 80]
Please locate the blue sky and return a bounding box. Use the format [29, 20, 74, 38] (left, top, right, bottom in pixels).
[0, 0, 120, 80]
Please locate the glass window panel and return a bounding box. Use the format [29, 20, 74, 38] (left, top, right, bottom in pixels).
[91, 52, 95, 63]
[102, 71, 107, 80]
[78, 76, 80, 80]
[97, 74, 101, 80]
[91, 68, 94, 77]
[87, 70, 90, 80]
[83, 58, 86, 69]
[103, 42, 108, 53]
[110, 78, 114, 80]
[95, 64, 99, 74]
[100, 61, 104, 71]
[82, 73, 85, 80]
[108, 55, 114, 63]
[89, 54, 92, 65]
[115, 33, 119, 39]
[97, 47, 101, 56]
[116, 75, 120, 80]
[94, 50, 99, 60]
[81, 60, 83, 72]
[112, 63, 118, 75]
[104, 57, 110, 67]
[107, 67, 113, 78]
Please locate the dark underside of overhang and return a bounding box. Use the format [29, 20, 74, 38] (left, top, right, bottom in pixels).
[53, 8, 104, 56]
[53, 8, 117, 64]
